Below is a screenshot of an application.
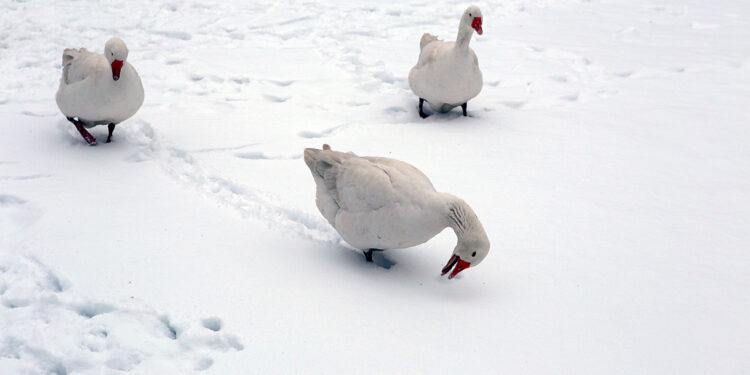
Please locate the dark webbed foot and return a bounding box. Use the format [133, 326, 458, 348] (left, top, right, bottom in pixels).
[67, 117, 97, 145]
[461, 102, 467, 116]
[419, 98, 429, 119]
[106, 123, 116, 143]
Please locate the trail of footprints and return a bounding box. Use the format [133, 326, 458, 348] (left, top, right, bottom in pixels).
[121, 120, 339, 245]
[0, 253, 243, 373]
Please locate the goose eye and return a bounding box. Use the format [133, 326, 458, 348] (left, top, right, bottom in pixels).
[469, 13, 472, 17]
[472, 251, 476, 257]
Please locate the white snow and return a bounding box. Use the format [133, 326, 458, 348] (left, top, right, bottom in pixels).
[1, 0, 749, 373]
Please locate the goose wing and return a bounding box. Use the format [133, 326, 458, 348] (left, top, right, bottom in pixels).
[305, 148, 395, 213]
[61, 48, 101, 85]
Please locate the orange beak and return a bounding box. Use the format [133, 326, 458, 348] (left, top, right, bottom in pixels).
[472, 17, 483, 35]
[111, 60, 123, 81]
[441, 254, 472, 279]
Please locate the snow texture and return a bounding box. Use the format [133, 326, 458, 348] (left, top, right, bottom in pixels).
[1, 0, 749, 373]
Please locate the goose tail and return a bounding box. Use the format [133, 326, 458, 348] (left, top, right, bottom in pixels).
[60, 48, 86, 84]
[420, 33, 438, 49]
[304, 144, 349, 174]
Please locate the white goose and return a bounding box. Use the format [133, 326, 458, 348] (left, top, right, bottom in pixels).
[56, 37, 144, 145]
[408, 5, 484, 118]
[304, 144, 490, 279]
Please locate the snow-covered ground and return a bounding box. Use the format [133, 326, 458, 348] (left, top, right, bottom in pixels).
[2, 0, 749, 373]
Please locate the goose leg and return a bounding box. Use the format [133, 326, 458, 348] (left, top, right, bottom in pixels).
[461, 102, 467, 117]
[419, 98, 429, 119]
[67, 117, 97, 145]
[106, 123, 116, 143]
[364, 249, 384, 262]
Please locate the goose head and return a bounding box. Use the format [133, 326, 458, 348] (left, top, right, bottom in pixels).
[104, 37, 129, 81]
[442, 197, 490, 279]
[461, 5, 483, 35]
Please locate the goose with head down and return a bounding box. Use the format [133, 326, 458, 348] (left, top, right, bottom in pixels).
[408, 5, 484, 118]
[304, 144, 490, 279]
[56, 37, 144, 145]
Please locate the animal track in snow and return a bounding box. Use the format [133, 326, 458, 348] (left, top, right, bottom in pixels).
[262, 94, 291, 103]
[232, 77, 251, 84]
[202, 317, 222, 331]
[385, 106, 408, 114]
[0, 194, 26, 205]
[72, 302, 115, 318]
[153, 30, 192, 40]
[0, 253, 243, 374]
[267, 80, 295, 87]
[614, 70, 635, 78]
[346, 101, 370, 107]
[234, 151, 299, 160]
[0, 174, 52, 181]
[560, 93, 580, 102]
[21, 110, 55, 117]
[298, 124, 345, 139]
[122, 120, 337, 245]
[195, 357, 214, 371]
[502, 100, 527, 109]
[191, 143, 259, 153]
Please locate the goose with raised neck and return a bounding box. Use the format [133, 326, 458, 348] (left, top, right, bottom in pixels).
[56, 37, 144, 145]
[408, 5, 484, 118]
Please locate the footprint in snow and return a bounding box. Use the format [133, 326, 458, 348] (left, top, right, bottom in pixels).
[0, 194, 26, 205]
[154, 30, 192, 40]
[235, 152, 300, 161]
[560, 93, 579, 102]
[268, 80, 295, 87]
[0, 253, 242, 373]
[72, 302, 115, 318]
[385, 106, 408, 114]
[614, 70, 635, 78]
[502, 100, 526, 109]
[201, 317, 222, 331]
[346, 101, 370, 107]
[232, 77, 250, 84]
[235, 151, 269, 160]
[21, 110, 55, 117]
[195, 357, 214, 371]
[262, 94, 290, 103]
[298, 125, 343, 139]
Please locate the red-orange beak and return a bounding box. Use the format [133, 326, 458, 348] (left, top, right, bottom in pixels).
[441, 254, 471, 279]
[472, 17, 483, 35]
[111, 60, 123, 81]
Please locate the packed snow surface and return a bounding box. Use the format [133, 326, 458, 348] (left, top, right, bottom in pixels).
[1, 0, 749, 373]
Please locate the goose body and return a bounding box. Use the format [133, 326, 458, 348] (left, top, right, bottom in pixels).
[304, 145, 490, 278]
[56, 38, 144, 144]
[409, 6, 483, 117]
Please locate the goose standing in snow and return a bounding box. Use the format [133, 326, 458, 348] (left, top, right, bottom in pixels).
[408, 6, 483, 118]
[56, 37, 144, 145]
[304, 145, 490, 279]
